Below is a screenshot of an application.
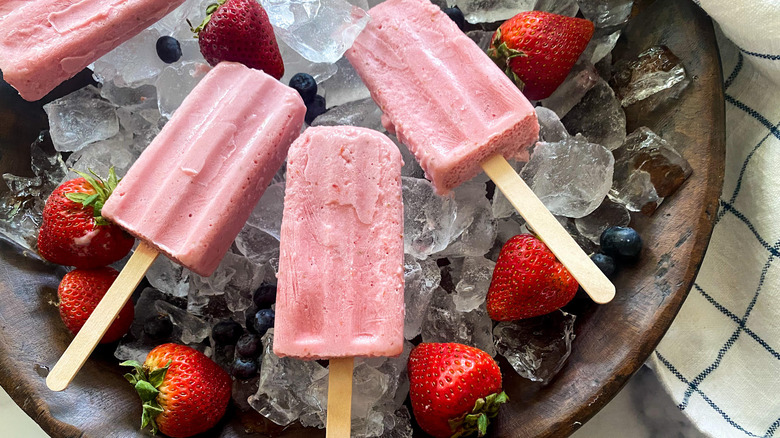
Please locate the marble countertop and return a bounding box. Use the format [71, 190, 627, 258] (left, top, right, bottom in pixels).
[1, 365, 707, 437]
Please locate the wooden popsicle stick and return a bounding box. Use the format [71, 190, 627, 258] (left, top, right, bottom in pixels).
[481, 155, 615, 304]
[326, 357, 354, 438]
[46, 241, 159, 391]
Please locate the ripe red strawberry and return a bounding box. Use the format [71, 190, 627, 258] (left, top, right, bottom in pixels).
[487, 234, 579, 320]
[193, 0, 284, 79]
[408, 343, 507, 438]
[58, 267, 134, 344]
[122, 344, 232, 438]
[38, 168, 134, 268]
[488, 11, 594, 100]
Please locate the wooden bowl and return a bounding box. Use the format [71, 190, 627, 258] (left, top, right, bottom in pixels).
[0, 0, 724, 436]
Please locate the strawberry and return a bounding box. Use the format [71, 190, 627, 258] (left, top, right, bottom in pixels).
[193, 0, 284, 79]
[122, 344, 232, 438]
[38, 168, 134, 268]
[408, 343, 507, 438]
[486, 234, 579, 320]
[57, 267, 134, 344]
[488, 11, 594, 100]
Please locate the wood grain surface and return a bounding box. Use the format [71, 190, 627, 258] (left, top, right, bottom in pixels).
[0, 0, 724, 436]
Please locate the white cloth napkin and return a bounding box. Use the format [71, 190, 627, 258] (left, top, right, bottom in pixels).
[650, 1, 780, 437]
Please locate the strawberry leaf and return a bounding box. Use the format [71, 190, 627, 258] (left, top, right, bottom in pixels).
[148, 362, 170, 388]
[477, 413, 488, 437]
[135, 380, 160, 403]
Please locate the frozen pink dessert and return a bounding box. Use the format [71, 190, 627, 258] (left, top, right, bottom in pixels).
[0, 0, 186, 101]
[102, 62, 305, 277]
[273, 126, 405, 360]
[346, 0, 539, 194]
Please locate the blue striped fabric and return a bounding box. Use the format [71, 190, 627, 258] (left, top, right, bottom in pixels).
[651, 2, 780, 436]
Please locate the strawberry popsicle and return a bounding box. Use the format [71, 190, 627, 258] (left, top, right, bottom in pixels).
[0, 0, 186, 101]
[346, 0, 539, 195]
[273, 126, 405, 360]
[47, 62, 305, 392]
[102, 62, 306, 277]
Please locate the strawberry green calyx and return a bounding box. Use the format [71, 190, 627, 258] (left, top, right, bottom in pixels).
[121, 359, 172, 435]
[487, 29, 527, 90]
[190, 0, 227, 35]
[447, 391, 509, 438]
[64, 167, 120, 226]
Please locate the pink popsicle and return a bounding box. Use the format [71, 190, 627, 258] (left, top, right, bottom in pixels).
[102, 62, 306, 277]
[273, 126, 405, 360]
[0, 0, 185, 101]
[346, 0, 539, 195]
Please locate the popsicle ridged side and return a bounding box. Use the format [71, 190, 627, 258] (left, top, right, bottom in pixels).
[102, 62, 306, 277]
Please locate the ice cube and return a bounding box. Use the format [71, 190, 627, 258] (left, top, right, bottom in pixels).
[609, 127, 692, 215]
[92, 29, 168, 87]
[278, 39, 339, 86]
[576, 0, 634, 29]
[245, 182, 286, 240]
[520, 135, 614, 218]
[536, 107, 569, 143]
[561, 78, 626, 150]
[260, 0, 370, 63]
[402, 177, 457, 259]
[403, 255, 441, 340]
[534, 0, 579, 16]
[392, 136, 425, 179]
[574, 198, 630, 243]
[156, 62, 210, 118]
[421, 288, 496, 356]
[100, 81, 157, 108]
[146, 256, 193, 298]
[65, 131, 138, 179]
[541, 62, 600, 119]
[319, 56, 371, 108]
[44, 86, 120, 152]
[581, 28, 621, 65]
[452, 256, 495, 312]
[114, 288, 189, 363]
[235, 226, 282, 266]
[491, 160, 525, 220]
[311, 97, 384, 132]
[155, 300, 212, 344]
[249, 330, 329, 426]
[611, 45, 689, 108]
[190, 250, 266, 313]
[434, 180, 496, 259]
[493, 310, 576, 384]
[447, 0, 534, 24]
[0, 134, 67, 252]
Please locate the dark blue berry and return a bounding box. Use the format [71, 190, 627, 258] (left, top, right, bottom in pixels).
[212, 320, 244, 345]
[144, 315, 173, 340]
[156, 36, 182, 64]
[236, 333, 262, 358]
[252, 283, 277, 308]
[443, 6, 466, 31]
[590, 253, 617, 278]
[600, 226, 643, 260]
[231, 357, 258, 379]
[305, 95, 327, 125]
[289, 73, 318, 104]
[247, 308, 275, 335]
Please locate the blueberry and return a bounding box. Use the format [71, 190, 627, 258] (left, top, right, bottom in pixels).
[247, 308, 275, 335]
[289, 73, 318, 104]
[600, 226, 643, 260]
[144, 315, 173, 340]
[252, 283, 277, 308]
[156, 36, 182, 64]
[304, 95, 327, 125]
[236, 333, 262, 358]
[212, 320, 244, 345]
[590, 253, 617, 278]
[231, 357, 258, 379]
[442, 6, 466, 31]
